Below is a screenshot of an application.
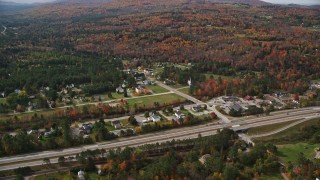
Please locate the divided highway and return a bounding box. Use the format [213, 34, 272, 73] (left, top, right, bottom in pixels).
[0, 107, 319, 171]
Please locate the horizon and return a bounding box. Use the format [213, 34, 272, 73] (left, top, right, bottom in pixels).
[2, 0, 320, 5]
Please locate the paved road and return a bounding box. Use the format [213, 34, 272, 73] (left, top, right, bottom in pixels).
[3, 91, 173, 117]
[1, 108, 319, 171]
[1, 25, 6, 35]
[156, 82, 230, 123]
[249, 118, 310, 138]
[238, 133, 255, 146]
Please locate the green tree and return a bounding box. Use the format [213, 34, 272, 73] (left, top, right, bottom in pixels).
[58, 156, 66, 166]
[128, 115, 138, 126]
[223, 165, 240, 180]
[93, 121, 113, 141]
[46, 89, 58, 101]
[61, 119, 72, 147]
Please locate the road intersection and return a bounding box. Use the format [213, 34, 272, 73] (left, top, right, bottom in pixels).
[0, 107, 319, 171]
[1, 80, 320, 171]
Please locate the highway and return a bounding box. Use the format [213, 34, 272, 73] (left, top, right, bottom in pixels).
[0, 107, 319, 171]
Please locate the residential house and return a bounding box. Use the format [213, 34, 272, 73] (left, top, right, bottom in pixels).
[78, 170, 85, 180]
[111, 120, 121, 129]
[143, 80, 151, 85]
[134, 73, 145, 81]
[187, 78, 192, 86]
[274, 92, 289, 98]
[135, 85, 145, 94]
[14, 89, 21, 94]
[144, 69, 154, 76]
[148, 113, 161, 122]
[174, 111, 185, 119]
[143, 80, 154, 85]
[66, 84, 75, 89]
[27, 130, 38, 135]
[199, 154, 211, 165]
[44, 131, 52, 138]
[192, 105, 202, 112]
[164, 79, 175, 85]
[116, 86, 124, 93]
[80, 123, 94, 134]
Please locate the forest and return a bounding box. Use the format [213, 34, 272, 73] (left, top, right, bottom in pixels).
[0, 0, 319, 99]
[4, 129, 285, 179]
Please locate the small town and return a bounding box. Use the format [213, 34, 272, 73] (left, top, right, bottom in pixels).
[0, 0, 320, 179]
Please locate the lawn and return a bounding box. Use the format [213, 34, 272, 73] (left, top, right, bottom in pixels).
[127, 93, 186, 108]
[120, 118, 135, 128]
[259, 173, 283, 180]
[277, 143, 320, 163]
[146, 85, 169, 94]
[246, 120, 300, 136]
[178, 87, 190, 95]
[254, 118, 320, 142]
[105, 121, 116, 131]
[34, 171, 101, 180]
[0, 109, 58, 122]
[169, 84, 185, 89]
[34, 172, 73, 180]
[100, 92, 125, 100]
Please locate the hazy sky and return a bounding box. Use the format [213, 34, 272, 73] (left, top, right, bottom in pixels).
[262, 0, 320, 5]
[4, 0, 55, 4]
[4, 0, 320, 5]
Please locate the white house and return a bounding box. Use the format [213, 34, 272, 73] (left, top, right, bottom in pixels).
[174, 111, 184, 119]
[188, 78, 192, 86]
[116, 86, 124, 93]
[135, 85, 145, 94]
[78, 170, 85, 180]
[111, 120, 121, 129]
[148, 114, 161, 122]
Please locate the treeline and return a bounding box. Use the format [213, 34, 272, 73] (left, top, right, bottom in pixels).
[40, 129, 281, 179]
[192, 72, 310, 99]
[0, 119, 116, 156]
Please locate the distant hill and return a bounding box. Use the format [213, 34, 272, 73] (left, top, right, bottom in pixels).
[0, 1, 36, 15]
[207, 0, 270, 6]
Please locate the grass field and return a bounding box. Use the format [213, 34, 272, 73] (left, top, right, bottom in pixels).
[34, 172, 100, 180]
[146, 85, 169, 94]
[105, 121, 116, 131]
[259, 174, 283, 180]
[247, 120, 300, 136]
[127, 93, 186, 108]
[277, 143, 320, 163]
[254, 118, 320, 142]
[34, 172, 72, 180]
[169, 84, 185, 89]
[0, 109, 58, 122]
[178, 87, 190, 95]
[99, 92, 125, 100]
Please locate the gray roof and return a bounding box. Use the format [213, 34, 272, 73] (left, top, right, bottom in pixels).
[231, 104, 242, 111]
